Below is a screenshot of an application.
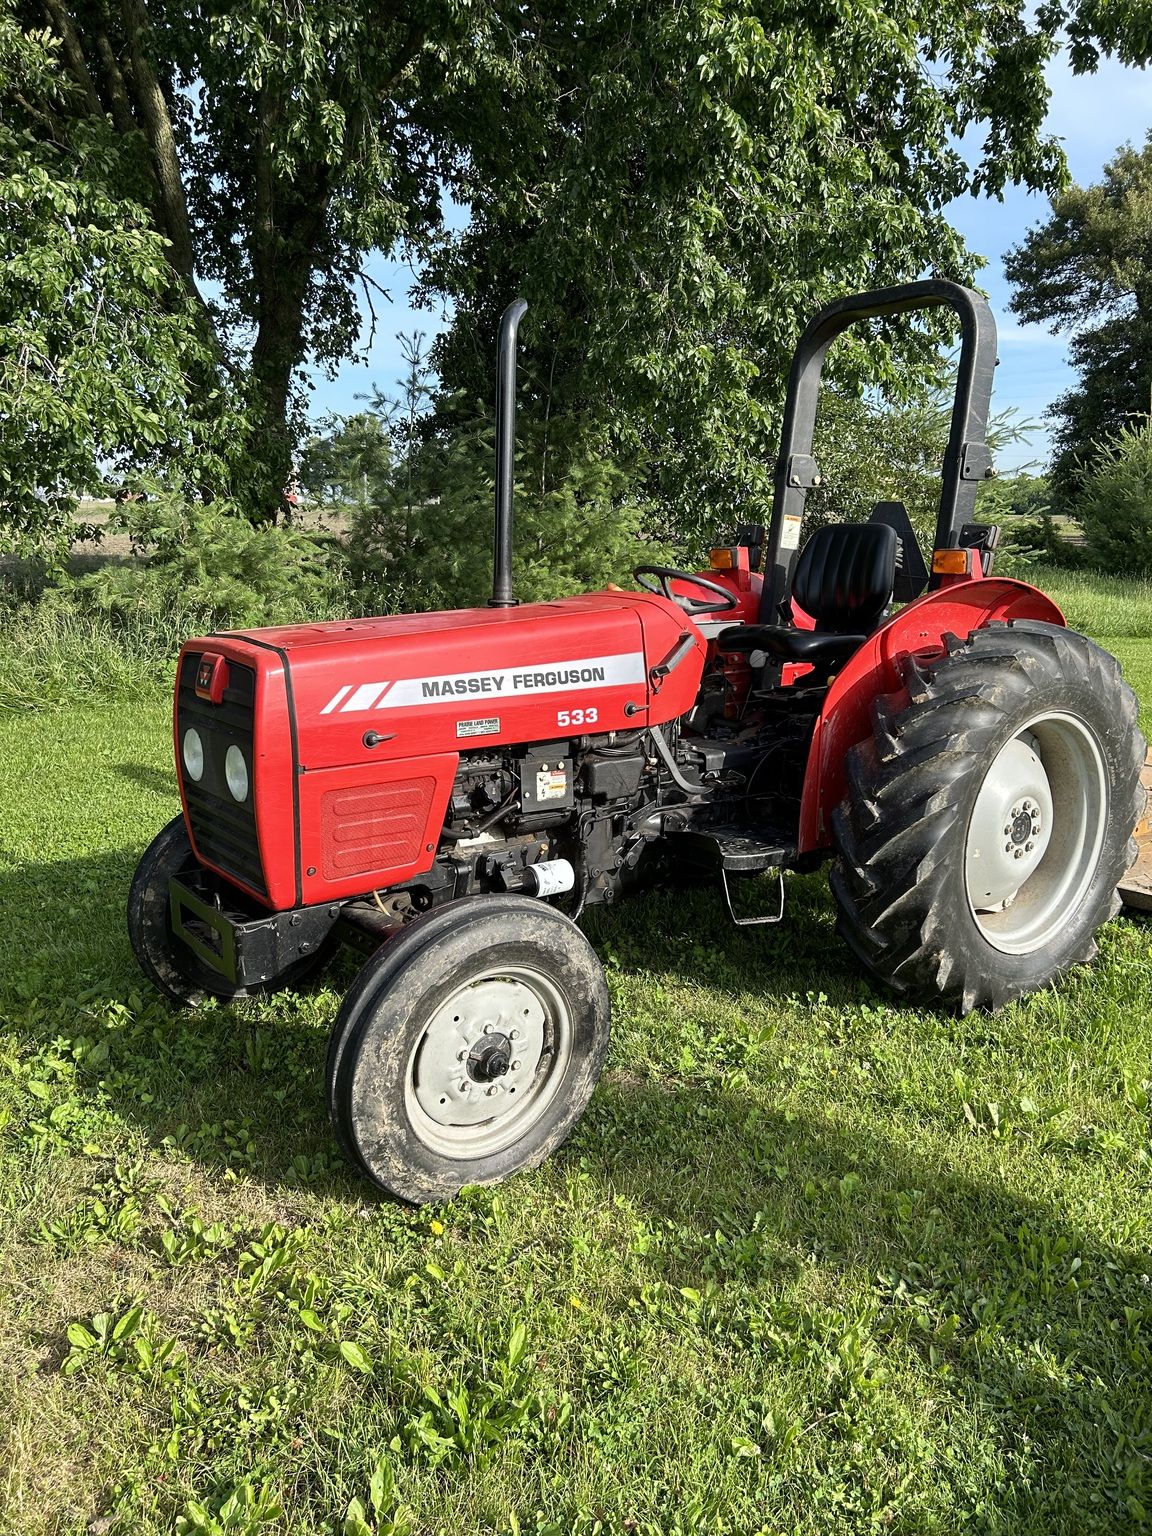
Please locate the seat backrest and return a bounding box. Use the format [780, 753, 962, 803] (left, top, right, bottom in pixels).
[789, 522, 898, 632]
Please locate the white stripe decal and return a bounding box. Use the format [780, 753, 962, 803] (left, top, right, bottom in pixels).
[375, 652, 647, 709]
[319, 652, 648, 716]
[340, 681, 390, 712]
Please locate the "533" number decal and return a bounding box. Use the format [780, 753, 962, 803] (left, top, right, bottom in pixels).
[557, 707, 598, 728]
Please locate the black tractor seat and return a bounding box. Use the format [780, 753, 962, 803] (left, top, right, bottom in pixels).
[718, 521, 898, 669]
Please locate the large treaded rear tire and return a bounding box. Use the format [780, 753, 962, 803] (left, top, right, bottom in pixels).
[830, 621, 1146, 1012]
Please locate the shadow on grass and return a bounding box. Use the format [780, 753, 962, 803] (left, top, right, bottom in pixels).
[112, 762, 178, 798]
[3, 842, 1149, 1528]
[575, 1076, 1152, 1532]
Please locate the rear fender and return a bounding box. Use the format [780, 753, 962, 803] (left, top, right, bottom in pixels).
[797, 578, 1065, 852]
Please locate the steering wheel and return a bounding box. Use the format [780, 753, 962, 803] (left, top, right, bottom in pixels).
[633, 564, 740, 615]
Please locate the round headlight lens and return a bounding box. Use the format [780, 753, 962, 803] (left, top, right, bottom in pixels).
[182, 727, 205, 782]
[225, 744, 249, 802]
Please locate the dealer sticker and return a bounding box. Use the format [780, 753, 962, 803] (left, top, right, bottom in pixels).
[457, 716, 501, 739]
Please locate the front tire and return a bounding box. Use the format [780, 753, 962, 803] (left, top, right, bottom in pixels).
[326, 897, 611, 1203]
[831, 621, 1146, 1011]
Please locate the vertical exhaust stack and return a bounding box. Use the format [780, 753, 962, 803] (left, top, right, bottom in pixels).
[489, 297, 528, 608]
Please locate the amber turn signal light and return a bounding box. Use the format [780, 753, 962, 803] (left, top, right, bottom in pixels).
[709, 547, 736, 570]
[931, 548, 973, 576]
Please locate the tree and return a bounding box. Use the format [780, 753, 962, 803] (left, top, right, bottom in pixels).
[344, 409, 666, 611]
[5, 0, 481, 520]
[1075, 423, 1152, 571]
[423, 0, 1151, 542]
[0, 6, 227, 559]
[1004, 134, 1152, 501]
[299, 415, 393, 511]
[6, 0, 1150, 538]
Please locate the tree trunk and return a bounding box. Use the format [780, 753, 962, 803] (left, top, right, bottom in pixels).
[247, 255, 313, 522]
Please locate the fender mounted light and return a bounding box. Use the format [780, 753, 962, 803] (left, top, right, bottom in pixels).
[931, 548, 973, 577]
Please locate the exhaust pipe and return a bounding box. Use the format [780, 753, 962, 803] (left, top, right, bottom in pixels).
[489, 297, 528, 608]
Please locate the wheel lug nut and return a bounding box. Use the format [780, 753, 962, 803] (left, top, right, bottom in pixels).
[458, 1081, 469, 1093]
[1004, 826, 1012, 837]
[509, 1029, 520, 1040]
[1025, 841, 1034, 852]
[483, 1023, 494, 1035]
[486, 1084, 500, 1097]
[1014, 849, 1023, 859]
[511, 1060, 521, 1071]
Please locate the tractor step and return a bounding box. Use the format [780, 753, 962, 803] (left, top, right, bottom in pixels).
[667, 825, 791, 927]
[671, 824, 796, 874]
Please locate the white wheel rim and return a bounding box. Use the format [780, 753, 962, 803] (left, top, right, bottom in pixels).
[964, 711, 1108, 955]
[404, 967, 573, 1159]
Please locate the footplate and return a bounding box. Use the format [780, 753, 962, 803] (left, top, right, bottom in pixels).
[667, 825, 791, 927]
[670, 824, 795, 874]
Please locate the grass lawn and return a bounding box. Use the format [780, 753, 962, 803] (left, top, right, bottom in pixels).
[1, 572, 1151, 1535]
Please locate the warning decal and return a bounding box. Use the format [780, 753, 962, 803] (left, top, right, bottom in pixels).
[779, 514, 803, 551]
[535, 768, 568, 802]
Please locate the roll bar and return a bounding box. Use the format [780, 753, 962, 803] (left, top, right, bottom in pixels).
[489, 297, 529, 608]
[761, 279, 998, 619]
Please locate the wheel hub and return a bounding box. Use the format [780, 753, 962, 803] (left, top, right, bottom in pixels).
[467, 1033, 512, 1082]
[965, 735, 1053, 913]
[963, 712, 1108, 955]
[411, 976, 550, 1130]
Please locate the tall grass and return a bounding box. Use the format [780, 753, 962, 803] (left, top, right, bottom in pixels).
[1026, 565, 1152, 638]
[0, 600, 192, 712]
[2, 565, 1149, 715]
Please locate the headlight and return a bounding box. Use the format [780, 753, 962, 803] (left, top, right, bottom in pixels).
[225, 744, 249, 802]
[182, 728, 205, 782]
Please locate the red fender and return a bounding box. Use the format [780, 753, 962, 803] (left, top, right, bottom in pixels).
[797, 578, 1065, 853]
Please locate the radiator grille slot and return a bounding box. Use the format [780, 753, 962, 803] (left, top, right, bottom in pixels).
[320, 778, 436, 880]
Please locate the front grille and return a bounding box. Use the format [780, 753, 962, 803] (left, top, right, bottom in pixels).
[177, 654, 267, 896]
[320, 777, 436, 880]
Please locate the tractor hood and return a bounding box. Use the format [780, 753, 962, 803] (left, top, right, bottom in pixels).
[185, 588, 704, 775]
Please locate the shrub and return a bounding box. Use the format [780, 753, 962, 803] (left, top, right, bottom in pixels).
[345, 413, 671, 612]
[1076, 424, 1152, 575]
[74, 495, 344, 630]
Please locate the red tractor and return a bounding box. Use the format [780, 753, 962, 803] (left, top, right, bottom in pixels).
[129, 281, 1148, 1204]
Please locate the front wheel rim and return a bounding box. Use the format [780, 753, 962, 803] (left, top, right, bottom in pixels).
[964, 711, 1108, 955]
[404, 966, 574, 1159]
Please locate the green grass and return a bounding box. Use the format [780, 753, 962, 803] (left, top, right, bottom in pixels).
[1, 575, 1151, 1535]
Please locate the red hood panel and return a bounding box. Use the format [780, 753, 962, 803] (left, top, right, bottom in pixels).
[213, 589, 703, 771]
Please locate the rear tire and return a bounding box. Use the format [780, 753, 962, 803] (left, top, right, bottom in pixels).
[831, 621, 1146, 1011]
[127, 816, 330, 1007]
[326, 896, 611, 1203]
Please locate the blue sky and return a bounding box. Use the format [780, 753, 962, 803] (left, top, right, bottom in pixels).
[310, 50, 1150, 473]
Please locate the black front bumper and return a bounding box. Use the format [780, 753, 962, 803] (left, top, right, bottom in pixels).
[169, 877, 340, 986]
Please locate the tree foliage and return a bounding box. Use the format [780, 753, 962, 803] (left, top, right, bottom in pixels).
[4, 0, 1151, 549]
[1004, 133, 1152, 500]
[345, 410, 666, 611]
[424, 0, 1147, 540]
[1075, 423, 1152, 572]
[0, 7, 227, 559]
[299, 414, 393, 511]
